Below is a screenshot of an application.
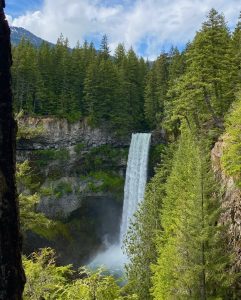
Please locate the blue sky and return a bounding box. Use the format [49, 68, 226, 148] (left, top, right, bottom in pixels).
[6, 0, 241, 59]
[6, 0, 43, 18]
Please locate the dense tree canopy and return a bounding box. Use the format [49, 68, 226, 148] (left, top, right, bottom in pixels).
[11, 7, 241, 299]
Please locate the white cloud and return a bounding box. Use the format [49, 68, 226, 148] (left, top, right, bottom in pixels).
[10, 0, 241, 59]
[6, 14, 13, 24]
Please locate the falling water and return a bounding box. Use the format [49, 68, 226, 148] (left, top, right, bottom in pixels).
[120, 133, 152, 244]
[89, 133, 151, 271]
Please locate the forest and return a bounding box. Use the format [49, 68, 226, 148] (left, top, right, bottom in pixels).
[9, 8, 241, 300]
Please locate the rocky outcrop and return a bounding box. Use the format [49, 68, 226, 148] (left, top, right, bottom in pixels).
[211, 138, 241, 273]
[17, 117, 128, 216]
[17, 116, 128, 265]
[17, 117, 129, 150]
[17, 116, 163, 265]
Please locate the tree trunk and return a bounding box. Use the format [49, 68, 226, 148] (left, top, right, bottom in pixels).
[200, 174, 206, 300]
[202, 87, 223, 129]
[0, 2, 25, 299]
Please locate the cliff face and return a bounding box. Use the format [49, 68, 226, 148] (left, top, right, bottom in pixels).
[211, 139, 241, 272]
[17, 117, 129, 265]
[17, 117, 128, 217]
[17, 116, 162, 266]
[17, 116, 129, 150]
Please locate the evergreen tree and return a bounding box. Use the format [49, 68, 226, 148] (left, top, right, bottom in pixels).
[114, 43, 126, 67]
[125, 145, 172, 300]
[144, 67, 159, 128]
[144, 53, 169, 129]
[166, 9, 236, 131]
[84, 57, 119, 126]
[12, 39, 40, 113]
[152, 125, 233, 300]
[232, 13, 241, 91]
[163, 47, 186, 136]
[100, 34, 110, 61]
[37, 41, 56, 114]
[122, 48, 146, 130]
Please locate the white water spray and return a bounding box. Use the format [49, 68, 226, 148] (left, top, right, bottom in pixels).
[89, 133, 151, 270]
[120, 133, 152, 243]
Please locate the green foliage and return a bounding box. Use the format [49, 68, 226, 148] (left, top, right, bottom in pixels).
[40, 181, 74, 199]
[232, 13, 241, 91]
[16, 160, 54, 238]
[16, 110, 43, 140]
[74, 143, 85, 155]
[14, 8, 241, 299]
[87, 171, 124, 194]
[48, 168, 63, 180]
[23, 248, 73, 300]
[23, 248, 137, 300]
[164, 9, 236, 135]
[152, 126, 233, 299]
[12, 35, 148, 134]
[149, 144, 168, 173]
[144, 53, 169, 129]
[81, 145, 128, 174]
[16, 118, 64, 239]
[34, 148, 69, 167]
[54, 181, 73, 199]
[221, 92, 241, 187]
[124, 144, 173, 300]
[65, 111, 82, 123]
[12, 9, 241, 136]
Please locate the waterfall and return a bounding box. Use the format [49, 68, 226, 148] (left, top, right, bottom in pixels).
[120, 133, 152, 243]
[89, 133, 151, 271]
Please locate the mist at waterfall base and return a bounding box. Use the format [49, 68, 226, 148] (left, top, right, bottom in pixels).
[89, 133, 152, 274]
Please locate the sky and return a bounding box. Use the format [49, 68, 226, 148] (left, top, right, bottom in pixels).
[5, 0, 241, 59]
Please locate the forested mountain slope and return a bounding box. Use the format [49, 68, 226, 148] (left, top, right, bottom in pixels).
[11, 26, 54, 47]
[13, 8, 241, 300]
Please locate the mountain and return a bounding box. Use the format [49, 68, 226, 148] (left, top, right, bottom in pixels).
[10, 26, 54, 47]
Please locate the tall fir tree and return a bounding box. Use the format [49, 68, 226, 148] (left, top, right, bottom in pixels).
[144, 53, 169, 129]
[124, 145, 173, 300]
[166, 9, 236, 131]
[152, 125, 233, 300]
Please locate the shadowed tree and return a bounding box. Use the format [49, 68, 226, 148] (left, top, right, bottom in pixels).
[0, 1, 25, 299]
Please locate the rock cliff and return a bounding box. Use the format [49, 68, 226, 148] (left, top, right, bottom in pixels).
[211, 138, 241, 274]
[17, 116, 129, 150]
[17, 116, 162, 265]
[17, 117, 129, 265]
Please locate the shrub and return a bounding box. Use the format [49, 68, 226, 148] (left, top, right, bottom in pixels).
[53, 181, 73, 199]
[221, 93, 241, 187]
[34, 148, 70, 167]
[87, 171, 124, 194]
[74, 143, 85, 155]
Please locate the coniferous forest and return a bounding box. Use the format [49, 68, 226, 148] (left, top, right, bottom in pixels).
[9, 8, 241, 300]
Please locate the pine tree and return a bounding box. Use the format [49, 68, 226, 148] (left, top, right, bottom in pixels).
[114, 43, 126, 67]
[37, 41, 56, 114]
[12, 39, 40, 113]
[100, 34, 110, 61]
[122, 48, 146, 130]
[163, 47, 186, 136]
[144, 53, 169, 129]
[125, 145, 172, 300]
[232, 13, 241, 91]
[152, 125, 233, 299]
[144, 67, 159, 128]
[166, 9, 236, 131]
[84, 57, 119, 126]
